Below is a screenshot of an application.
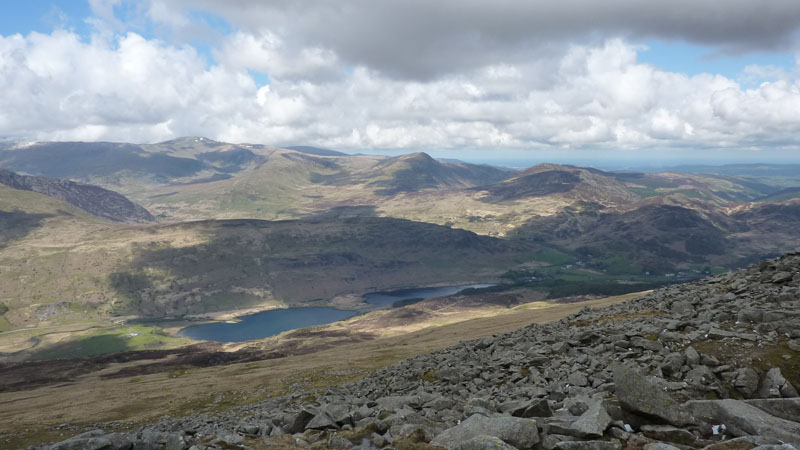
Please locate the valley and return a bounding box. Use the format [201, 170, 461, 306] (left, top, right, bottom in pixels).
[2, 138, 800, 449]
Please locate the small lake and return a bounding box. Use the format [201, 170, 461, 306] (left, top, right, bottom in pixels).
[364, 284, 495, 308]
[178, 283, 494, 343]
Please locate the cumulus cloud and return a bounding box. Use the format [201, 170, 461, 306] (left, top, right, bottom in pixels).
[1, 2, 799, 152]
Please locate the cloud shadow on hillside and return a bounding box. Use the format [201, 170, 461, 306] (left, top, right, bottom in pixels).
[0, 210, 55, 249]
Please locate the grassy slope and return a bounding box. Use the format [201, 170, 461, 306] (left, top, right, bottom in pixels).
[0, 185, 537, 333]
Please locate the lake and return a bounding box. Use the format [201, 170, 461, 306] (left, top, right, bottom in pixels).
[178, 283, 494, 342]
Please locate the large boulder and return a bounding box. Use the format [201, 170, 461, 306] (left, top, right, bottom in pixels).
[612, 365, 692, 426]
[285, 409, 315, 433]
[734, 368, 761, 398]
[46, 433, 131, 450]
[568, 401, 612, 438]
[758, 368, 799, 399]
[745, 398, 800, 422]
[431, 414, 539, 450]
[684, 399, 800, 447]
[460, 435, 520, 450]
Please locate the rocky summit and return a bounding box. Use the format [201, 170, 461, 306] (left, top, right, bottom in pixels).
[37, 252, 800, 450]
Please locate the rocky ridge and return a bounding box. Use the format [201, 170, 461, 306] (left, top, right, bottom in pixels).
[37, 252, 800, 450]
[0, 168, 154, 224]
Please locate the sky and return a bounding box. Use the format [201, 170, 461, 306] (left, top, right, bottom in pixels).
[1, 1, 800, 165]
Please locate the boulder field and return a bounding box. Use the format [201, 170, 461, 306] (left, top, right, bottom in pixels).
[37, 252, 800, 450]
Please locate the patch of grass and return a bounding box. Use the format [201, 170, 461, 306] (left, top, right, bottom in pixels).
[338, 423, 380, 444]
[395, 428, 438, 449]
[421, 369, 439, 383]
[29, 324, 193, 360]
[533, 249, 572, 265]
[691, 339, 800, 390]
[32, 334, 130, 360]
[0, 315, 10, 332]
[600, 256, 636, 274]
[752, 343, 800, 389]
[167, 367, 191, 379]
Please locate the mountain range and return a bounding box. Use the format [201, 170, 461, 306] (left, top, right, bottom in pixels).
[2, 137, 800, 449]
[1, 137, 800, 341]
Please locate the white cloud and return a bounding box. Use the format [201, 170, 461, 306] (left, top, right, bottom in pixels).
[1, 26, 800, 152]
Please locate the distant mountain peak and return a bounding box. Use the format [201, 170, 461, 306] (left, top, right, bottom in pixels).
[158, 136, 220, 145]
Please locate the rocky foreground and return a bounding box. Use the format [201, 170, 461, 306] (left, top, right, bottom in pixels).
[38, 252, 800, 450]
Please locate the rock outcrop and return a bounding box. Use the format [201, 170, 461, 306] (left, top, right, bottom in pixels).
[36, 252, 800, 449]
[0, 168, 154, 223]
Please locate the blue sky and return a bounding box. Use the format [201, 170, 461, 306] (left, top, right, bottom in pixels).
[1, 0, 799, 162]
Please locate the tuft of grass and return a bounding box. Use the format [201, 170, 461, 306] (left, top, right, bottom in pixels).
[752, 343, 800, 388]
[421, 369, 439, 383]
[337, 423, 380, 444]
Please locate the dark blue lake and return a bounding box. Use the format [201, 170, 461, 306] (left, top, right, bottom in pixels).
[363, 284, 495, 307]
[177, 283, 494, 343]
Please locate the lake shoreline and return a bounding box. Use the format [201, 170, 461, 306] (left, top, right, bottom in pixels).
[172, 281, 498, 343]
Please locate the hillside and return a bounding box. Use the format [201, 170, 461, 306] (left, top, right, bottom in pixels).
[5, 139, 798, 240]
[0, 200, 535, 332]
[0, 168, 154, 224]
[26, 251, 800, 449]
[511, 194, 800, 273]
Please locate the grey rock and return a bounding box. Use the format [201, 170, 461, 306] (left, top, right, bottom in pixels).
[164, 434, 187, 450]
[568, 372, 589, 387]
[640, 425, 697, 446]
[758, 368, 799, 398]
[685, 366, 716, 387]
[328, 434, 352, 449]
[612, 365, 692, 426]
[643, 444, 682, 450]
[541, 434, 581, 450]
[216, 432, 244, 446]
[47, 436, 121, 450]
[734, 368, 760, 397]
[522, 398, 553, 418]
[306, 411, 338, 430]
[671, 301, 695, 316]
[376, 395, 419, 411]
[685, 399, 800, 446]
[772, 272, 794, 284]
[631, 337, 663, 352]
[660, 354, 685, 378]
[565, 397, 592, 416]
[371, 432, 389, 447]
[745, 398, 800, 422]
[459, 435, 520, 450]
[431, 414, 539, 450]
[286, 409, 315, 434]
[685, 347, 701, 366]
[568, 401, 612, 438]
[554, 440, 622, 450]
[701, 435, 784, 450]
[707, 328, 757, 341]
